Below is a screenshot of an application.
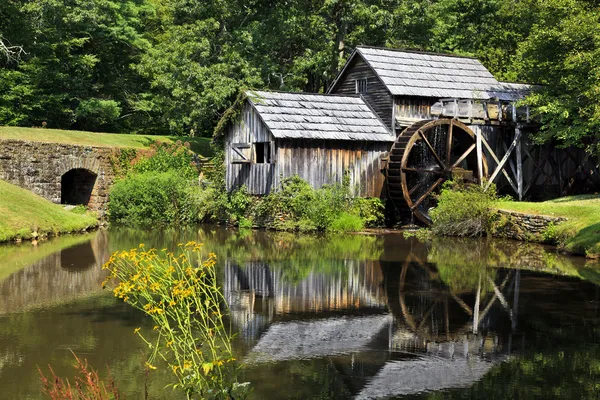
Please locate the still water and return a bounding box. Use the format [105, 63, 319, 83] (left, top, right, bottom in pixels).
[1, 228, 599, 399]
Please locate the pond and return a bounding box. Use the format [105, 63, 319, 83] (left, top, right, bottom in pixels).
[1, 228, 599, 399]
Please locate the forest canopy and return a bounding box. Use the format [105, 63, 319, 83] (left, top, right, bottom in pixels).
[0, 0, 598, 153]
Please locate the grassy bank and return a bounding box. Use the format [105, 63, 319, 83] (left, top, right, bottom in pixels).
[0, 180, 98, 243]
[495, 195, 600, 258]
[0, 126, 213, 155]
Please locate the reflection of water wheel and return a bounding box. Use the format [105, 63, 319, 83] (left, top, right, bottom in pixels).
[387, 119, 488, 224]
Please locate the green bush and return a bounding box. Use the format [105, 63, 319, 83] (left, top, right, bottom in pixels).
[430, 181, 498, 237]
[132, 141, 197, 179]
[247, 175, 380, 232]
[329, 212, 365, 233]
[353, 197, 384, 228]
[108, 171, 209, 225]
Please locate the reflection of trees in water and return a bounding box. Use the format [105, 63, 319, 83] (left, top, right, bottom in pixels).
[0, 231, 110, 314]
[108, 226, 385, 272]
[426, 236, 599, 284]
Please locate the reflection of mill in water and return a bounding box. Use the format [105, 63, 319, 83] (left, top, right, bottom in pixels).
[224, 253, 523, 397]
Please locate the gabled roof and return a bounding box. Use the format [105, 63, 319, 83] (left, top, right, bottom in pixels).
[246, 90, 394, 142]
[330, 46, 530, 101]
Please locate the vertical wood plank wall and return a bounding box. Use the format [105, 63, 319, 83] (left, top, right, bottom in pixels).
[394, 97, 437, 127]
[276, 139, 389, 198]
[329, 57, 394, 130]
[226, 104, 277, 195]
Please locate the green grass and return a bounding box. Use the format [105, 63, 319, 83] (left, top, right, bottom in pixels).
[495, 195, 600, 258]
[0, 180, 98, 243]
[0, 126, 213, 156]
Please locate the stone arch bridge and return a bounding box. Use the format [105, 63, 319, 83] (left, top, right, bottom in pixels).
[0, 139, 115, 213]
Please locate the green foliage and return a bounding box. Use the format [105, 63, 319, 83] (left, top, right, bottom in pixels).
[430, 181, 498, 237]
[328, 212, 364, 233]
[513, 0, 600, 155]
[131, 141, 197, 179]
[352, 197, 384, 228]
[109, 147, 138, 177]
[0, 0, 598, 148]
[108, 171, 207, 226]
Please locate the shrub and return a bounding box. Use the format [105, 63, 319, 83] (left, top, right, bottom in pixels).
[430, 181, 498, 237]
[110, 141, 197, 179]
[328, 212, 365, 233]
[108, 171, 208, 225]
[352, 197, 384, 228]
[132, 141, 197, 179]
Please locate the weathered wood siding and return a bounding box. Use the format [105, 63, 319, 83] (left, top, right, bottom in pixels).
[225, 104, 277, 194]
[276, 139, 389, 197]
[394, 96, 437, 128]
[329, 57, 394, 130]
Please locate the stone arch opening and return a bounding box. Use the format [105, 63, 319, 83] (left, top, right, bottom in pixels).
[61, 168, 97, 206]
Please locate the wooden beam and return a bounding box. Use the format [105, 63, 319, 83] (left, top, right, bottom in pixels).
[410, 177, 445, 211]
[481, 135, 518, 193]
[446, 120, 453, 166]
[418, 130, 446, 169]
[476, 127, 484, 185]
[485, 129, 522, 190]
[473, 274, 481, 334]
[516, 127, 523, 200]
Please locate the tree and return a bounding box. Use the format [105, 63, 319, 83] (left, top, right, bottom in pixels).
[514, 0, 600, 155]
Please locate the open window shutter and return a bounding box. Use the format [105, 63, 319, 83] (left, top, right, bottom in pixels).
[231, 143, 251, 164]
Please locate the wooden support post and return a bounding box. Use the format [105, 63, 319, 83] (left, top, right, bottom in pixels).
[512, 269, 520, 331]
[481, 135, 519, 193]
[476, 127, 483, 185]
[516, 126, 523, 200]
[486, 129, 522, 191]
[473, 274, 481, 334]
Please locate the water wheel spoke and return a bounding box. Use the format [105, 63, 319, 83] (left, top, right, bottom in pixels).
[451, 143, 476, 169]
[446, 120, 453, 165]
[402, 167, 444, 175]
[410, 177, 444, 211]
[418, 130, 446, 169]
[408, 181, 423, 196]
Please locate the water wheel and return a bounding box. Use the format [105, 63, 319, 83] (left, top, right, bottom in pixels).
[386, 119, 488, 225]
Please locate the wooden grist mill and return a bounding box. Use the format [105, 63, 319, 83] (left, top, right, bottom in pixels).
[222, 46, 600, 225]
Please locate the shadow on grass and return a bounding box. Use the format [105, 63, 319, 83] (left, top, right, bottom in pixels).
[566, 222, 600, 257]
[549, 194, 600, 203]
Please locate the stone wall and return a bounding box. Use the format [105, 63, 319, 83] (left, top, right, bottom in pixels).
[0, 139, 115, 214]
[493, 209, 567, 241]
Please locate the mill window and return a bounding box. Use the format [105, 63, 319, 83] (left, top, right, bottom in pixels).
[356, 78, 368, 94]
[254, 142, 271, 164]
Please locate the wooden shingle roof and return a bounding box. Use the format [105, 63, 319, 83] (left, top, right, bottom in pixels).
[335, 46, 530, 101]
[247, 91, 394, 142]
